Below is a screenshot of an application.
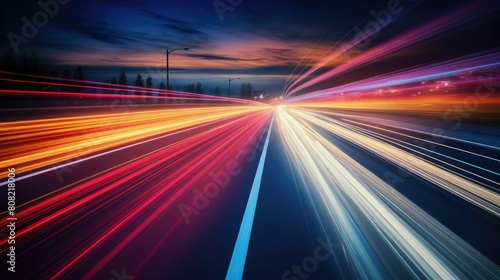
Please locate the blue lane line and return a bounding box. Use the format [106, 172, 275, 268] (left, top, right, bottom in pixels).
[226, 116, 274, 280]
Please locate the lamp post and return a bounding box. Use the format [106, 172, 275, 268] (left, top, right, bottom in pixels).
[228, 78, 240, 97]
[166, 48, 189, 90]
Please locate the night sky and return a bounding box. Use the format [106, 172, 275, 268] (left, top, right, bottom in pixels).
[1, 0, 500, 95]
[1, 1, 500, 279]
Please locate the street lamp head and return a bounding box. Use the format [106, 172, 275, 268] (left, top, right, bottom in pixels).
[166, 47, 190, 92]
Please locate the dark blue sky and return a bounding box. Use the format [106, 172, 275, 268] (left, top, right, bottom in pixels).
[1, 0, 499, 95]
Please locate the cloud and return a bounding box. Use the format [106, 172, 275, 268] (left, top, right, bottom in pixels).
[138, 8, 188, 25]
[163, 24, 205, 35]
[184, 53, 260, 61]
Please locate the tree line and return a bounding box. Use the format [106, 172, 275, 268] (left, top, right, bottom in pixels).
[2, 50, 262, 99]
[2, 50, 85, 80]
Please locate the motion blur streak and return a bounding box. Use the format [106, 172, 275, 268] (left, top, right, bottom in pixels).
[0, 105, 268, 177]
[0, 103, 273, 279]
[290, 108, 500, 216]
[277, 106, 500, 279]
[0, 71, 258, 104]
[285, 2, 499, 97]
[287, 49, 500, 105]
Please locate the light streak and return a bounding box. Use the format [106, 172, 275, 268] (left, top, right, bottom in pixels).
[287, 50, 500, 105]
[0, 105, 268, 177]
[277, 105, 500, 279]
[0, 70, 260, 105]
[0, 106, 274, 279]
[285, 2, 499, 97]
[289, 108, 500, 216]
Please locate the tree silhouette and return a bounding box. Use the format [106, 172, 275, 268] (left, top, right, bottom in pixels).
[103, 79, 110, 94]
[118, 71, 127, 94]
[195, 82, 203, 94]
[58, 68, 70, 96]
[144, 75, 153, 103]
[19, 53, 29, 74]
[134, 74, 144, 87]
[134, 74, 144, 96]
[63, 69, 71, 79]
[1, 50, 44, 74]
[240, 82, 246, 97]
[47, 69, 60, 95]
[240, 82, 253, 99]
[73, 66, 84, 80]
[49, 70, 58, 78]
[146, 75, 153, 88]
[30, 53, 40, 75]
[2, 50, 16, 72]
[187, 83, 195, 93]
[72, 66, 84, 95]
[109, 77, 117, 94]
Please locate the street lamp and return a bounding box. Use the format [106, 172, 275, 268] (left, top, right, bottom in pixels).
[228, 78, 240, 97]
[166, 48, 189, 90]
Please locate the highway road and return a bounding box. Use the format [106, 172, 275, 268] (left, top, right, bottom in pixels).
[1, 104, 498, 279]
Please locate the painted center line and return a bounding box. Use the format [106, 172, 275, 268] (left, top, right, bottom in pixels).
[226, 115, 274, 280]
